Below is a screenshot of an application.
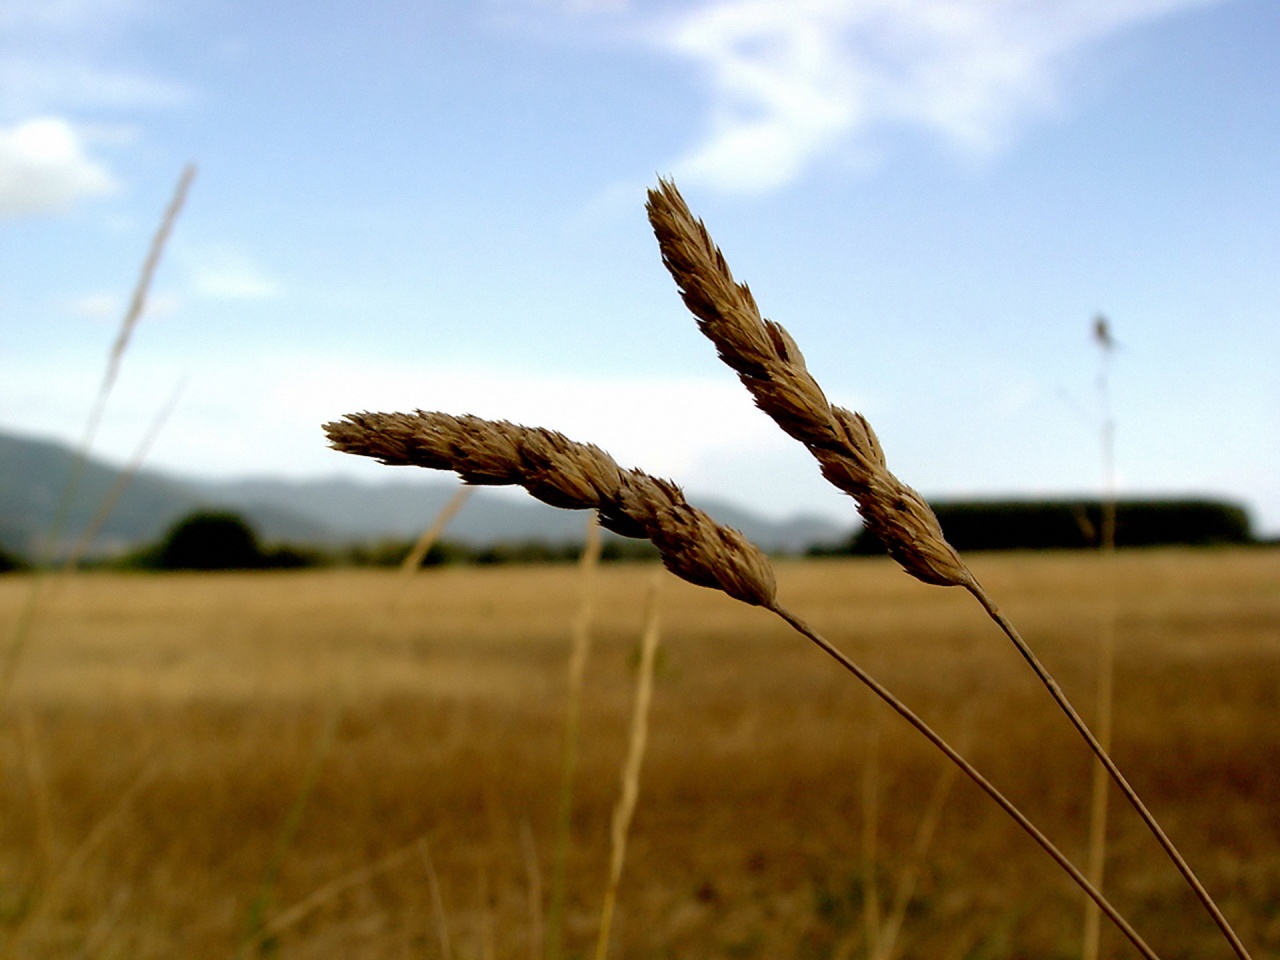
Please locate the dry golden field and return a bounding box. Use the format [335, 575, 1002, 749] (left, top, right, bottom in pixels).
[0, 548, 1277, 959]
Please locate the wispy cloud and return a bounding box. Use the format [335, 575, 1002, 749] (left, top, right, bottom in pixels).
[0, 0, 148, 31]
[63, 288, 181, 320]
[546, 0, 1221, 192]
[0, 59, 187, 116]
[0, 0, 182, 117]
[0, 117, 116, 217]
[0, 0, 185, 214]
[189, 250, 283, 302]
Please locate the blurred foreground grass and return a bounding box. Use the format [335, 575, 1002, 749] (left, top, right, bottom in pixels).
[0, 549, 1277, 959]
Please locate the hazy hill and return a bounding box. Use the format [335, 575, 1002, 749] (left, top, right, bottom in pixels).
[0, 429, 852, 559]
[0, 431, 331, 557]
[194, 476, 849, 554]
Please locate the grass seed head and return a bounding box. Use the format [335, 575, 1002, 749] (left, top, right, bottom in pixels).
[646, 178, 970, 589]
[324, 411, 777, 607]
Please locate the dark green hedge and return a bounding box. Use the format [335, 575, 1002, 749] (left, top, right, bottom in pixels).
[0, 543, 27, 573]
[835, 498, 1252, 555]
[126, 511, 319, 570]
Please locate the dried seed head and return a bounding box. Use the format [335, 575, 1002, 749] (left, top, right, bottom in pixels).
[647, 178, 971, 589]
[324, 411, 777, 607]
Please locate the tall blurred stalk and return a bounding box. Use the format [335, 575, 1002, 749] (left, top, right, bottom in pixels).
[594, 571, 661, 960]
[1082, 314, 1118, 960]
[546, 511, 602, 960]
[1, 164, 196, 703]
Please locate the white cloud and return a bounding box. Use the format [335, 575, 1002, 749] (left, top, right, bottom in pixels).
[272, 361, 791, 482]
[65, 289, 182, 319]
[0, 116, 116, 217]
[0, 59, 188, 115]
[636, 0, 1221, 192]
[64, 291, 121, 319]
[190, 251, 282, 301]
[0, 0, 147, 31]
[0, 0, 185, 131]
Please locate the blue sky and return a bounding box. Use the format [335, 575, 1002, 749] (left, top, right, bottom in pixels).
[2, 0, 1278, 533]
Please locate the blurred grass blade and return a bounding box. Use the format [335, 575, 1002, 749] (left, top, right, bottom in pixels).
[57, 378, 187, 577]
[546, 510, 602, 960]
[0, 164, 195, 704]
[594, 572, 661, 960]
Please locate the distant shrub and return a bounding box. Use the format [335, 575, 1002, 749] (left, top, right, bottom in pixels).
[0, 543, 27, 573]
[150, 511, 269, 570]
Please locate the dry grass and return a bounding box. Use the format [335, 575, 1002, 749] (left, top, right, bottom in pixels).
[0, 549, 1277, 958]
[645, 178, 1249, 958]
[324, 409, 1148, 949]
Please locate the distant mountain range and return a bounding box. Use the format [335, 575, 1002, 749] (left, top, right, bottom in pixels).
[0, 429, 853, 560]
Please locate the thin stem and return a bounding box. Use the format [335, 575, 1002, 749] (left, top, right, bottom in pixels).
[1082, 583, 1115, 960]
[595, 572, 662, 960]
[1085, 320, 1119, 960]
[964, 580, 1252, 960]
[768, 603, 1161, 960]
[399, 485, 473, 576]
[875, 730, 963, 960]
[235, 702, 341, 960]
[547, 512, 602, 960]
[1, 165, 195, 706]
[861, 708, 881, 960]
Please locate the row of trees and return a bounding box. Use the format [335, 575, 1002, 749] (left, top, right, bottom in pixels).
[114, 511, 657, 571]
[0, 498, 1262, 574]
[818, 498, 1254, 557]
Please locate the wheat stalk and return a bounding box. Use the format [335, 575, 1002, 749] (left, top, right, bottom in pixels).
[645, 180, 965, 590]
[548, 510, 602, 960]
[1, 164, 196, 703]
[56, 380, 186, 580]
[646, 177, 1251, 960]
[594, 570, 662, 960]
[1083, 314, 1119, 960]
[325, 412, 776, 608]
[400, 485, 474, 575]
[324, 411, 1158, 960]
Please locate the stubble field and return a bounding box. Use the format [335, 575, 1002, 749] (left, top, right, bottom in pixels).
[0, 548, 1277, 959]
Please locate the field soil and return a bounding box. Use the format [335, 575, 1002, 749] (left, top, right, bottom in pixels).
[0, 549, 1277, 959]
